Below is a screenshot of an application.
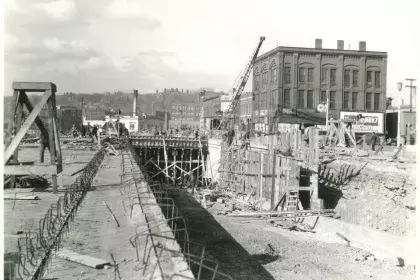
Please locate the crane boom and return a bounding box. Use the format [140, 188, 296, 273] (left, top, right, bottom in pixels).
[217, 36, 265, 130]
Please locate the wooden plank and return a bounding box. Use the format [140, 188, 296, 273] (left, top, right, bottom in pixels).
[4, 195, 40, 200]
[4, 164, 58, 175]
[12, 82, 56, 92]
[4, 90, 51, 164]
[56, 249, 110, 269]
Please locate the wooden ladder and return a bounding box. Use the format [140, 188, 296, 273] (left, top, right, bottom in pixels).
[285, 190, 299, 211]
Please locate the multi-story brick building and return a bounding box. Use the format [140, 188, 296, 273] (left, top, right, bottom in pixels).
[252, 39, 388, 134]
[169, 102, 201, 129]
[238, 92, 253, 127]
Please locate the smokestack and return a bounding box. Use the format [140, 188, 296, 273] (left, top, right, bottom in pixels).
[315, 39, 322, 49]
[359, 41, 366, 51]
[156, 89, 158, 94]
[337, 40, 344, 50]
[164, 111, 168, 130]
[133, 89, 138, 117]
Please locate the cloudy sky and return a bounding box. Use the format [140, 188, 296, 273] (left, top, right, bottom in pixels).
[3, 0, 420, 102]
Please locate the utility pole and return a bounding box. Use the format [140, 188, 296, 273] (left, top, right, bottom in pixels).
[405, 78, 416, 113]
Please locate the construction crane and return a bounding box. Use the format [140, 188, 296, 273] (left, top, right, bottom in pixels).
[217, 36, 265, 130]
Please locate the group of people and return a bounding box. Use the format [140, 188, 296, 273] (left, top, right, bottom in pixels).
[70, 123, 100, 143]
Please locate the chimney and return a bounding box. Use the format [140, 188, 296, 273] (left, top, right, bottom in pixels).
[315, 39, 322, 49]
[156, 89, 158, 94]
[164, 111, 169, 130]
[133, 89, 138, 117]
[337, 40, 344, 50]
[182, 89, 184, 93]
[359, 41, 366, 51]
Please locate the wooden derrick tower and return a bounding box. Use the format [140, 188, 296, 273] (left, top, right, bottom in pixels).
[4, 82, 63, 193]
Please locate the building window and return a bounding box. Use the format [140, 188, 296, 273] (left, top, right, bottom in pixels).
[272, 90, 276, 108]
[322, 68, 328, 83]
[343, 92, 350, 109]
[273, 67, 277, 82]
[329, 91, 336, 109]
[366, 71, 372, 86]
[330, 69, 337, 84]
[353, 70, 359, 87]
[307, 68, 314, 83]
[375, 72, 381, 88]
[255, 74, 260, 90]
[284, 67, 291, 84]
[284, 89, 290, 107]
[344, 70, 350, 86]
[129, 122, 135, 130]
[321, 91, 327, 103]
[307, 90, 313, 109]
[374, 93, 380, 110]
[299, 68, 305, 83]
[366, 93, 372, 110]
[352, 92, 358, 109]
[298, 90, 305, 108]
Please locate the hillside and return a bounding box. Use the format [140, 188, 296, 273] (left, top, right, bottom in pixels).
[3, 91, 201, 123]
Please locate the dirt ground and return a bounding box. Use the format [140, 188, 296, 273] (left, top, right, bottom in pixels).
[168, 189, 416, 280]
[319, 153, 416, 236]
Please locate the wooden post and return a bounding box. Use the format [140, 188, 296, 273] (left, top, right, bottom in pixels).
[47, 90, 58, 193]
[189, 148, 192, 173]
[259, 152, 263, 199]
[172, 150, 176, 183]
[180, 149, 184, 179]
[10, 91, 23, 188]
[270, 150, 278, 209]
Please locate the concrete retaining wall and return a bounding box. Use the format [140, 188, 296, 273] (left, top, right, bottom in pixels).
[312, 216, 416, 264]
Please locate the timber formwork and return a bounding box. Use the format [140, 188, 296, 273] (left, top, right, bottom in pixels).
[4, 82, 63, 193]
[218, 127, 322, 211]
[129, 136, 208, 186]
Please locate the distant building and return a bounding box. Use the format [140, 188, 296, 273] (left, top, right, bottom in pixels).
[252, 39, 388, 134]
[202, 92, 226, 130]
[169, 102, 201, 129]
[386, 105, 416, 140]
[138, 114, 166, 131]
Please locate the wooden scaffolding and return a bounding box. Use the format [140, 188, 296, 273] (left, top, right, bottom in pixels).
[4, 82, 63, 193]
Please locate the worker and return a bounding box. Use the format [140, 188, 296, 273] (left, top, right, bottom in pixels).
[80, 125, 86, 137]
[87, 122, 92, 138]
[195, 129, 199, 139]
[369, 132, 379, 151]
[91, 125, 98, 143]
[185, 172, 197, 194]
[70, 124, 78, 137]
[227, 128, 235, 146]
[39, 132, 50, 163]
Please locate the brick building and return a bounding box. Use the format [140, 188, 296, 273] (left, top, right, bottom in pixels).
[170, 102, 201, 129]
[252, 39, 388, 134]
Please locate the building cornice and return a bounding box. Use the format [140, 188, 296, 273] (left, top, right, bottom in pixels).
[255, 46, 387, 63]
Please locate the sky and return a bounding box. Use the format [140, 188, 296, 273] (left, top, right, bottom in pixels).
[3, 0, 420, 104]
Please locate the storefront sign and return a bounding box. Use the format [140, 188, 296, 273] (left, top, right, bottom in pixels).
[339, 111, 384, 134]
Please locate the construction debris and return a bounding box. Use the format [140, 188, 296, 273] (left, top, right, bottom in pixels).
[5, 175, 50, 189]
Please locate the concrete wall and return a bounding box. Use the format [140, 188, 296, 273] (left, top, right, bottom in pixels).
[206, 138, 222, 180]
[312, 216, 416, 264]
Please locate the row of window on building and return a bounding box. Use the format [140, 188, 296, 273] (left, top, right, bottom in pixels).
[253, 90, 382, 111]
[255, 68, 381, 90]
[171, 105, 199, 112]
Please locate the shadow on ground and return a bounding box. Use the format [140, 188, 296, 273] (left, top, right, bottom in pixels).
[169, 190, 276, 280]
[318, 162, 368, 208]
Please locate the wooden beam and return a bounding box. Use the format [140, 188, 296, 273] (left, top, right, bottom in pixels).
[19, 91, 49, 140]
[12, 82, 56, 92]
[4, 90, 52, 164]
[4, 164, 58, 175]
[56, 249, 110, 269]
